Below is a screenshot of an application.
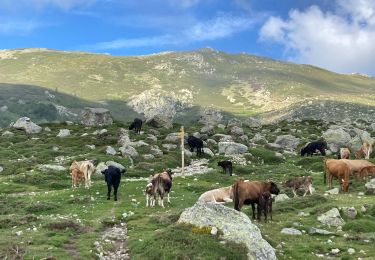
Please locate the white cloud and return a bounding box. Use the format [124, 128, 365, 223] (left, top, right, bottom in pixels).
[0, 19, 44, 35]
[84, 13, 254, 50]
[259, 0, 375, 75]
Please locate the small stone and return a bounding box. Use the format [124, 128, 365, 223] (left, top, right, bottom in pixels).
[325, 188, 339, 195]
[331, 248, 340, 254]
[211, 226, 218, 236]
[15, 231, 23, 236]
[348, 248, 355, 255]
[358, 192, 365, 196]
[281, 228, 302, 235]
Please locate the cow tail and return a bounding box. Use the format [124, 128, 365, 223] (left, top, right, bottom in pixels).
[233, 181, 240, 211]
[323, 159, 327, 184]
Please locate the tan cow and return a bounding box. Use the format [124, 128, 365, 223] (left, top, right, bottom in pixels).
[70, 168, 85, 188]
[340, 159, 374, 177]
[324, 159, 351, 192]
[358, 165, 375, 181]
[355, 141, 373, 160]
[69, 160, 95, 188]
[339, 147, 351, 159]
[198, 186, 233, 204]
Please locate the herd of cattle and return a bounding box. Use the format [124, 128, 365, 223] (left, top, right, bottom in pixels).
[67, 119, 375, 222]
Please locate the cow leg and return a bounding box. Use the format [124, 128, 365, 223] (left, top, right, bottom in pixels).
[146, 194, 149, 207]
[114, 184, 118, 201]
[160, 194, 165, 208]
[292, 189, 297, 197]
[107, 184, 111, 200]
[251, 203, 256, 219]
[167, 192, 171, 203]
[308, 184, 313, 195]
[257, 204, 261, 221]
[229, 166, 232, 176]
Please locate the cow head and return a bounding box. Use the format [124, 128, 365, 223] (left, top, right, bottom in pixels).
[300, 147, 307, 156]
[340, 178, 350, 192]
[269, 182, 280, 195]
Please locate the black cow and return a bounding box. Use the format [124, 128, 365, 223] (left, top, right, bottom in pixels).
[101, 166, 126, 201]
[129, 118, 143, 134]
[187, 136, 204, 156]
[300, 140, 327, 156]
[218, 160, 233, 176]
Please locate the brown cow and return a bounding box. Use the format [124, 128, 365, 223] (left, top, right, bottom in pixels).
[232, 179, 280, 220]
[340, 159, 374, 177]
[324, 159, 351, 192]
[358, 165, 375, 181]
[70, 168, 85, 188]
[355, 141, 373, 159]
[283, 176, 313, 197]
[70, 160, 95, 188]
[150, 169, 173, 208]
[338, 147, 351, 159]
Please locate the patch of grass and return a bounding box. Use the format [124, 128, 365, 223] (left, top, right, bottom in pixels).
[343, 219, 375, 233]
[25, 201, 59, 213]
[249, 147, 284, 164]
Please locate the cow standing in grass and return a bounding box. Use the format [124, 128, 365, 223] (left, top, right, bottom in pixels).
[217, 160, 233, 176]
[324, 159, 351, 192]
[101, 165, 126, 201]
[69, 160, 95, 188]
[129, 118, 143, 134]
[300, 140, 327, 156]
[187, 136, 204, 156]
[258, 191, 273, 222]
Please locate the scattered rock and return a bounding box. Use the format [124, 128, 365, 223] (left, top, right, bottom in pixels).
[146, 114, 172, 129]
[15, 231, 23, 236]
[210, 226, 218, 236]
[325, 188, 339, 195]
[199, 107, 223, 126]
[39, 164, 66, 172]
[0, 166, 3, 173]
[218, 142, 248, 155]
[202, 148, 214, 157]
[281, 228, 302, 235]
[1, 130, 14, 137]
[243, 117, 262, 128]
[86, 144, 96, 150]
[119, 146, 138, 158]
[44, 127, 51, 132]
[165, 133, 183, 144]
[106, 161, 126, 172]
[273, 135, 300, 151]
[331, 248, 340, 255]
[12, 117, 42, 134]
[317, 208, 345, 227]
[200, 125, 215, 135]
[150, 146, 163, 157]
[348, 248, 355, 255]
[106, 146, 117, 156]
[275, 194, 290, 202]
[322, 128, 351, 153]
[81, 107, 113, 126]
[178, 202, 276, 260]
[341, 207, 357, 219]
[365, 178, 375, 194]
[57, 129, 71, 138]
[231, 126, 244, 136]
[143, 154, 155, 160]
[227, 118, 242, 128]
[308, 227, 334, 235]
[162, 144, 177, 150]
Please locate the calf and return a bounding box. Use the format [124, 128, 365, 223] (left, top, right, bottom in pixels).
[283, 176, 313, 197]
[232, 179, 280, 221]
[358, 165, 375, 181]
[217, 160, 233, 176]
[258, 191, 272, 222]
[198, 186, 233, 204]
[324, 159, 351, 192]
[70, 168, 85, 188]
[69, 160, 95, 188]
[145, 182, 154, 207]
[355, 141, 373, 159]
[338, 147, 351, 159]
[101, 166, 126, 201]
[151, 169, 173, 208]
[300, 140, 327, 156]
[129, 118, 143, 134]
[187, 136, 204, 156]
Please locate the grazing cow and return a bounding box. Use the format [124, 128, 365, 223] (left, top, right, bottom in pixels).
[187, 136, 204, 156]
[70, 168, 85, 188]
[258, 191, 272, 222]
[300, 140, 327, 156]
[129, 118, 143, 134]
[338, 147, 351, 159]
[145, 182, 154, 207]
[101, 165, 126, 201]
[324, 159, 351, 192]
[198, 186, 233, 204]
[232, 179, 280, 221]
[340, 159, 374, 178]
[283, 176, 313, 197]
[217, 160, 233, 176]
[358, 165, 375, 181]
[355, 141, 373, 160]
[151, 169, 173, 208]
[69, 160, 95, 188]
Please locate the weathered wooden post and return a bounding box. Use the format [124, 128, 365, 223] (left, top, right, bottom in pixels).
[180, 126, 185, 177]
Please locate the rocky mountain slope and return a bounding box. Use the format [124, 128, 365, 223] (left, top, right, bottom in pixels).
[1, 48, 375, 126]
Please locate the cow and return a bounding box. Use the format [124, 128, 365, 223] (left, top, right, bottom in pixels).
[258, 191, 272, 222]
[217, 160, 233, 176]
[232, 179, 280, 221]
[69, 160, 95, 188]
[70, 168, 85, 188]
[187, 136, 204, 156]
[151, 169, 173, 208]
[283, 176, 313, 197]
[324, 159, 351, 192]
[300, 140, 327, 156]
[355, 141, 373, 160]
[198, 186, 233, 204]
[338, 147, 351, 159]
[340, 159, 374, 178]
[101, 165, 126, 201]
[145, 182, 154, 207]
[129, 118, 143, 134]
[358, 165, 375, 181]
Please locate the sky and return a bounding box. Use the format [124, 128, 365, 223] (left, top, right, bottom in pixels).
[1, 0, 375, 76]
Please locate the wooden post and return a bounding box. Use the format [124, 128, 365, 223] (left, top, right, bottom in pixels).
[180, 126, 185, 177]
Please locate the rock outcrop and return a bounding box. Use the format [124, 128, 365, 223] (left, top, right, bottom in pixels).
[81, 107, 113, 126]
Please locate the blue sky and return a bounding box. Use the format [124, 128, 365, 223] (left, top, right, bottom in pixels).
[1, 0, 375, 75]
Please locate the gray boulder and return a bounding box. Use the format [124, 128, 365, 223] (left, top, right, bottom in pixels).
[342, 207, 357, 219]
[273, 135, 300, 151]
[81, 107, 113, 126]
[365, 178, 375, 194]
[1, 130, 14, 137]
[231, 126, 244, 136]
[119, 146, 138, 158]
[57, 129, 71, 138]
[12, 117, 42, 134]
[143, 154, 155, 160]
[281, 228, 302, 235]
[317, 208, 345, 227]
[0, 166, 3, 173]
[308, 227, 334, 235]
[199, 107, 223, 126]
[243, 117, 262, 128]
[325, 188, 339, 195]
[218, 142, 248, 155]
[146, 114, 172, 129]
[106, 146, 117, 155]
[275, 194, 290, 202]
[165, 133, 183, 144]
[202, 148, 214, 157]
[150, 146, 163, 157]
[213, 134, 233, 142]
[162, 144, 177, 150]
[227, 118, 242, 128]
[95, 162, 107, 175]
[146, 134, 158, 142]
[118, 134, 131, 147]
[178, 202, 276, 260]
[322, 128, 351, 153]
[200, 125, 215, 135]
[39, 164, 66, 172]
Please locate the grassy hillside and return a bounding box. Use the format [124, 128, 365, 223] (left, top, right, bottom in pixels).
[1, 120, 375, 259]
[1, 48, 375, 119]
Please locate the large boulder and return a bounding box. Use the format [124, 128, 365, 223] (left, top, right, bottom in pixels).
[119, 146, 138, 158]
[227, 118, 242, 128]
[365, 178, 375, 194]
[57, 129, 71, 138]
[12, 117, 42, 134]
[218, 142, 248, 155]
[322, 128, 351, 153]
[231, 126, 244, 136]
[178, 202, 276, 260]
[243, 117, 262, 128]
[146, 114, 172, 129]
[165, 133, 183, 144]
[199, 107, 223, 126]
[317, 208, 345, 227]
[273, 135, 300, 151]
[81, 107, 113, 126]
